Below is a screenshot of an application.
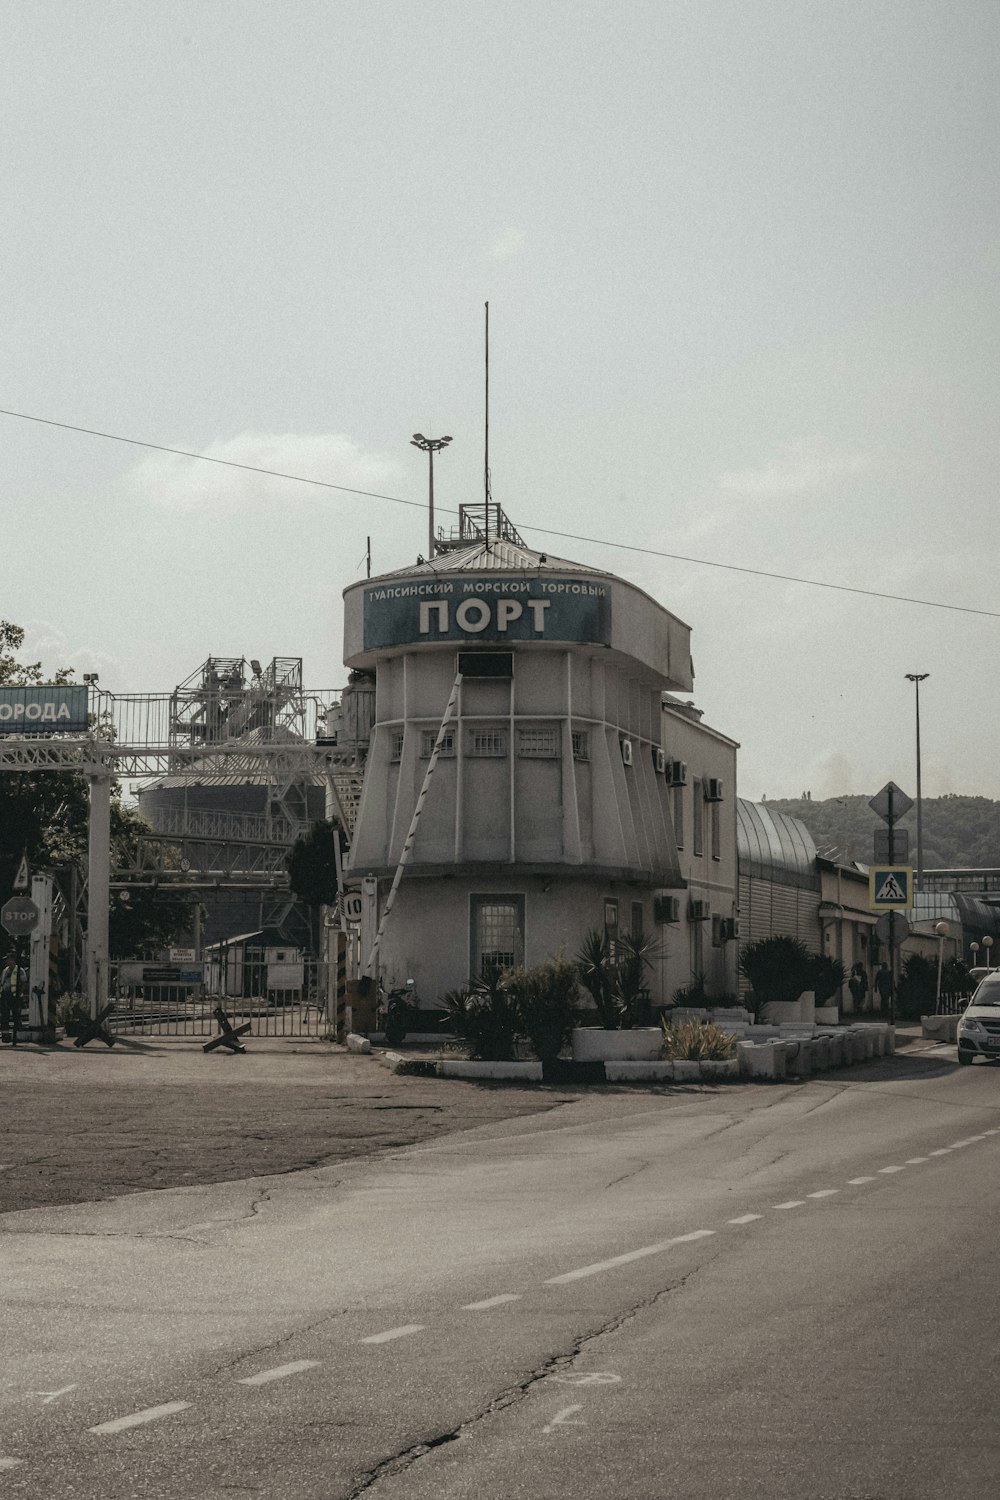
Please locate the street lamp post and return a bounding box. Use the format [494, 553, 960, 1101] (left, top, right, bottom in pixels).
[934, 920, 950, 1014]
[905, 673, 929, 892]
[984, 935, 994, 970]
[411, 434, 452, 559]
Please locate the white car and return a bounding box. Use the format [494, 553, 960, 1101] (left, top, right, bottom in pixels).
[957, 973, 1000, 1064]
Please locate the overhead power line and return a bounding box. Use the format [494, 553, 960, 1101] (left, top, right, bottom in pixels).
[1, 404, 997, 622]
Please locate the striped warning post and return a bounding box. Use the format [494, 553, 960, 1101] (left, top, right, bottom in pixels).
[335, 931, 348, 1042]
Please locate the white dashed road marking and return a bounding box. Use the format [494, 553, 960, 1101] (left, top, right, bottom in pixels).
[728, 1214, 763, 1225]
[773, 1200, 805, 1210]
[929, 1148, 952, 1156]
[0, 1458, 24, 1471]
[544, 1230, 715, 1285]
[905, 1157, 928, 1165]
[361, 1325, 425, 1345]
[89, 1402, 192, 1435]
[848, 1176, 877, 1184]
[238, 1360, 320, 1386]
[32, 1384, 78, 1404]
[878, 1165, 905, 1174]
[807, 1190, 839, 1199]
[462, 1295, 521, 1310]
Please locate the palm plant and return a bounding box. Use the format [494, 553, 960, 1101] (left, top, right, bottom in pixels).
[575, 928, 622, 1030]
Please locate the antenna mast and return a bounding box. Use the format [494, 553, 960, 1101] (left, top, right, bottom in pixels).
[484, 301, 491, 546]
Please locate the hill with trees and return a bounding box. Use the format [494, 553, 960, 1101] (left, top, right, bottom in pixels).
[761, 793, 1000, 870]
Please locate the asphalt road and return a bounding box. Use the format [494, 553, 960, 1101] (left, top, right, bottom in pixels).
[1, 1038, 996, 1498]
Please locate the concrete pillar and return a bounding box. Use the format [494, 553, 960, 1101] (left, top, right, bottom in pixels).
[86, 773, 112, 1016]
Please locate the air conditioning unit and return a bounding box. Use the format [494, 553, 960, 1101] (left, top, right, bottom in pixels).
[621, 739, 633, 766]
[688, 899, 710, 921]
[653, 747, 666, 774]
[665, 759, 687, 786]
[653, 896, 680, 924]
[705, 777, 724, 801]
[720, 917, 740, 941]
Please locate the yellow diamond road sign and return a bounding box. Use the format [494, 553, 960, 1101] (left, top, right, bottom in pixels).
[870, 866, 913, 909]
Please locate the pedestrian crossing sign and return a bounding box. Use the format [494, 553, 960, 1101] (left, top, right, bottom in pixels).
[870, 866, 913, 910]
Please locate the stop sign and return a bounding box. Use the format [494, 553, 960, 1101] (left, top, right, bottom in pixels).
[1, 896, 39, 936]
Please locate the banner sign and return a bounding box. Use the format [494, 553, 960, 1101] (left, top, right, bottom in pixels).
[363, 575, 611, 651]
[0, 685, 89, 735]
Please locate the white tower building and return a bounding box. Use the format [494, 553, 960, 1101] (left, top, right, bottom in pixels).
[343, 507, 696, 1004]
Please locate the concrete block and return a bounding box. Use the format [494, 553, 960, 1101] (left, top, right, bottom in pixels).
[604, 1061, 675, 1082]
[671, 1060, 702, 1082]
[698, 1058, 740, 1081]
[784, 1040, 813, 1077]
[437, 1060, 543, 1080]
[737, 1041, 787, 1081]
[345, 1032, 372, 1054]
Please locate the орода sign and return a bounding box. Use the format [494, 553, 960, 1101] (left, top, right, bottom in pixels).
[362, 574, 612, 651]
[0, 685, 89, 735]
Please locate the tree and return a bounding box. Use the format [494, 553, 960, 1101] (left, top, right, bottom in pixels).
[286, 820, 342, 951]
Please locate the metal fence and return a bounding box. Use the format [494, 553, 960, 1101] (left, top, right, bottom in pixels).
[107, 955, 331, 1039]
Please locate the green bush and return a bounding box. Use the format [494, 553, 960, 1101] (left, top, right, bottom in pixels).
[808, 954, 847, 1005]
[576, 928, 623, 1029]
[508, 955, 580, 1061]
[442, 970, 521, 1061]
[661, 1019, 737, 1061]
[896, 953, 937, 1020]
[738, 936, 813, 1018]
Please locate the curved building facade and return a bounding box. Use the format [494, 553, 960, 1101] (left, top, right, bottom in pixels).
[343, 533, 694, 1000]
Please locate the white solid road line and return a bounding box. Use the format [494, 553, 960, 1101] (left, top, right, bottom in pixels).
[89, 1402, 192, 1435]
[544, 1230, 715, 1285]
[462, 1295, 521, 1310]
[727, 1214, 763, 1225]
[807, 1190, 839, 1199]
[238, 1360, 321, 1386]
[361, 1325, 425, 1345]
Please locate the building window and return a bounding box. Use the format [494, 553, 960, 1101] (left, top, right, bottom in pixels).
[470, 896, 524, 978]
[711, 801, 721, 861]
[692, 779, 704, 856]
[672, 783, 684, 848]
[690, 917, 704, 976]
[458, 651, 513, 678]
[389, 731, 404, 762]
[631, 902, 643, 941]
[711, 914, 723, 948]
[420, 729, 455, 757]
[572, 730, 589, 762]
[468, 729, 506, 757]
[518, 726, 559, 758]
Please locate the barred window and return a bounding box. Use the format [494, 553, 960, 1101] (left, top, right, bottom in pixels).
[692, 778, 704, 856]
[672, 783, 684, 848]
[468, 729, 506, 757]
[711, 800, 721, 860]
[389, 731, 405, 762]
[572, 730, 589, 762]
[518, 727, 559, 759]
[420, 729, 455, 757]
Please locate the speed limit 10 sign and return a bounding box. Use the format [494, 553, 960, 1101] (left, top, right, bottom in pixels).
[341, 892, 363, 924]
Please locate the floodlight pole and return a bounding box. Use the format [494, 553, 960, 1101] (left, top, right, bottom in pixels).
[905, 673, 929, 892]
[411, 434, 452, 558]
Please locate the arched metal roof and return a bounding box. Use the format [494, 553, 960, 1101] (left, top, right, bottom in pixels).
[736, 799, 819, 889]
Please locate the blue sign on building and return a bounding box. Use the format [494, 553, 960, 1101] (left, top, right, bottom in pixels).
[363, 575, 612, 651]
[0, 685, 90, 734]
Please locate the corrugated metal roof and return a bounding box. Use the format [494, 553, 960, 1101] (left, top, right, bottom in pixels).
[737, 798, 819, 889]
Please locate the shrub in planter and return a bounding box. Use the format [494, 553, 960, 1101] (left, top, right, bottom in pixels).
[808, 954, 847, 1006]
[896, 953, 937, 1021]
[737, 936, 813, 1020]
[442, 970, 520, 1061]
[671, 973, 706, 1010]
[576, 929, 623, 1030]
[614, 932, 660, 1029]
[661, 1018, 737, 1062]
[508, 955, 580, 1061]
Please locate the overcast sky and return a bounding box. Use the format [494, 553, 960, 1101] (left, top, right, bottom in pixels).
[3, 1, 997, 801]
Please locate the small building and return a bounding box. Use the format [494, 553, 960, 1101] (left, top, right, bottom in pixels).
[343, 505, 706, 1007]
